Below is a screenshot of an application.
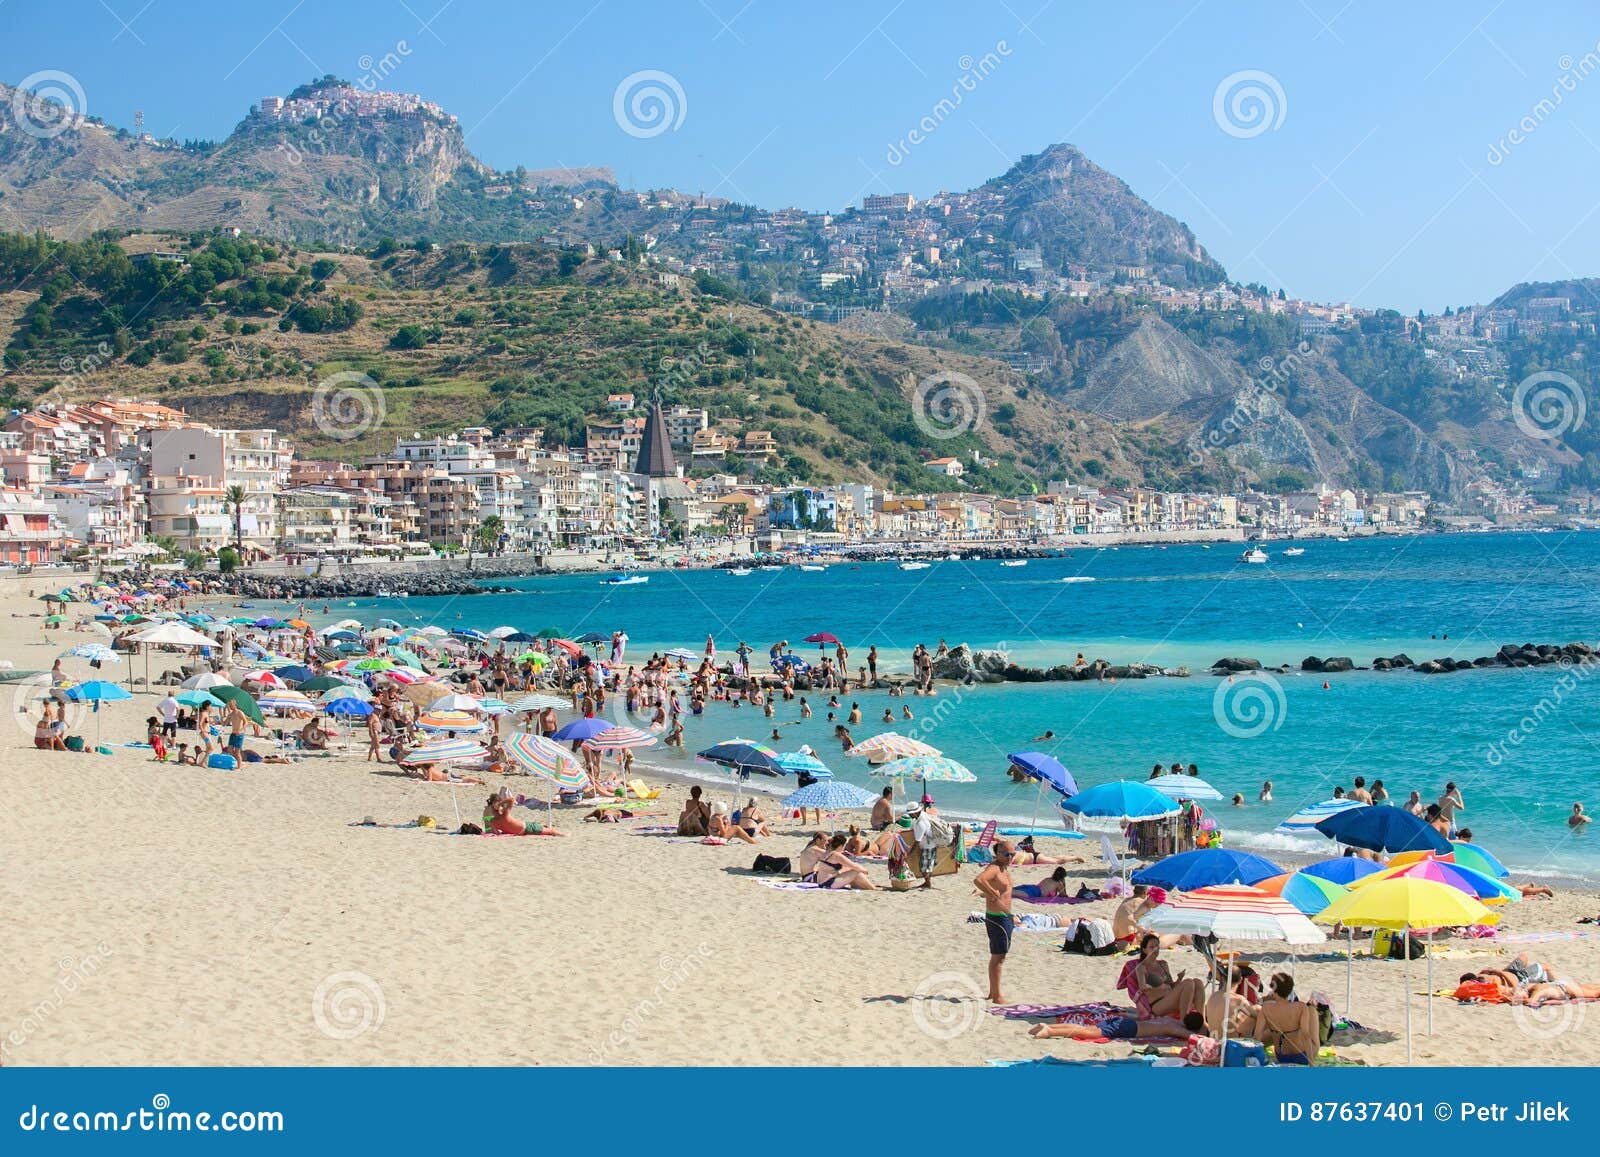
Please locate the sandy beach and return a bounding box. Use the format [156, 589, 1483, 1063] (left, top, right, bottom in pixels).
[3, 577, 1599, 1068]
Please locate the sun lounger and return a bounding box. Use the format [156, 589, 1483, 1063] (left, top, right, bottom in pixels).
[626, 779, 662, 800]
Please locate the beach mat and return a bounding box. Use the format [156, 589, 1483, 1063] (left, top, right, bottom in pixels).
[989, 1001, 1126, 1021]
[759, 879, 854, 892]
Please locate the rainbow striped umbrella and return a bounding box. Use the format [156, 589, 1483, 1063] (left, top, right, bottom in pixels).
[1140, 884, 1326, 945]
[256, 690, 315, 714]
[417, 709, 488, 734]
[1257, 871, 1350, 916]
[582, 725, 658, 751]
[400, 737, 488, 766]
[868, 755, 974, 783]
[504, 732, 587, 788]
[1354, 857, 1520, 904]
[1449, 841, 1510, 880]
[846, 732, 940, 763]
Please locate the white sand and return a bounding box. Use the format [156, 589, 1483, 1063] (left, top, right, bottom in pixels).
[2, 578, 1597, 1066]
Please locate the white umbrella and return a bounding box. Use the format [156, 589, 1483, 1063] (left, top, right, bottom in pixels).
[426, 691, 484, 713]
[181, 671, 233, 690]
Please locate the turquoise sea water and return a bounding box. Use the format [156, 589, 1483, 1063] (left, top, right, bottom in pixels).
[297, 532, 1600, 878]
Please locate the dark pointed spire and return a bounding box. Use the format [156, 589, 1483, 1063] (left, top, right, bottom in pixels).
[635, 393, 677, 477]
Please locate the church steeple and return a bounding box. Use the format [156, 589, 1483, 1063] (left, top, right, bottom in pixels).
[634, 393, 678, 477]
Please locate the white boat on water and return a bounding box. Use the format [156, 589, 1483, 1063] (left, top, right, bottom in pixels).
[944, 553, 961, 561]
[899, 561, 931, 571]
[601, 574, 648, 586]
[798, 564, 826, 572]
[376, 589, 409, 598]
[728, 568, 752, 576]
[1239, 548, 1269, 564]
[1335, 536, 1350, 542]
[1000, 560, 1027, 568]
[1282, 547, 1306, 557]
[758, 565, 783, 572]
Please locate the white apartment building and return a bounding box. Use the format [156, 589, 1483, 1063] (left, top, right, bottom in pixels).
[148, 427, 292, 552]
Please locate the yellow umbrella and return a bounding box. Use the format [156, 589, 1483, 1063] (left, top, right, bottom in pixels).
[1315, 878, 1491, 1063]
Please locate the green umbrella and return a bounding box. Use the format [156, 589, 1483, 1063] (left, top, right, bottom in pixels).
[296, 675, 350, 694]
[533, 627, 565, 639]
[44, 614, 68, 625]
[208, 684, 265, 725]
[388, 647, 426, 670]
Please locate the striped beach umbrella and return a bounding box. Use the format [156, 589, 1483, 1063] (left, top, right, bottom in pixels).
[869, 755, 975, 783]
[510, 693, 568, 713]
[1277, 797, 1367, 833]
[845, 732, 940, 763]
[400, 737, 489, 765]
[1255, 871, 1350, 916]
[775, 750, 834, 779]
[1139, 884, 1326, 946]
[504, 732, 587, 788]
[1353, 857, 1520, 904]
[780, 780, 878, 811]
[583, 725, 657, 751]
[417, 709, 488, 734]
[1148, 773, 1223, 801]
[425, 692, 483, 713]
[257, 690, 315, 714]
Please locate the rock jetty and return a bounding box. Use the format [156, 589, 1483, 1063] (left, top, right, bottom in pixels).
[1206, 642, 1597, 676]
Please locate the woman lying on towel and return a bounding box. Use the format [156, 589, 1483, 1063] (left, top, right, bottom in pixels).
[415, 761, 485, 786]
[1028, 1011, 1202, 1041]
[484, 791, 567, 836]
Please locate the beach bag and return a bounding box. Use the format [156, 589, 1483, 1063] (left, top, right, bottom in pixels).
[207, 753, 237, 770]
[1376, 929, 1427, 960]
[1315, 1001, 1334, 1044]
[751, 854, 792, 874]
[64, 735, 85, 752]
[1182, 1034, 1221, 1067]
[1060, 918, 1118, 956]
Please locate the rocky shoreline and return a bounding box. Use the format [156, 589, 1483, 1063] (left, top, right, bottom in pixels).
[1212, 641, 1598, 676]
[124, 569, 516, 601]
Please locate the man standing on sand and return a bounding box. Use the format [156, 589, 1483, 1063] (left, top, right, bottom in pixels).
[974, 841, 1015, 1003]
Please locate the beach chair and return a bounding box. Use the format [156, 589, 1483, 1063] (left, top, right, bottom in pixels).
[966, 819, 998, 864]
[1099, 834, 1134, 880]
[1115, 958, 1156, 1019]
[626, 778, 662, 801]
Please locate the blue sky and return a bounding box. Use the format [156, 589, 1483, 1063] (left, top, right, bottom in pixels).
[5, 0, 1600, 311]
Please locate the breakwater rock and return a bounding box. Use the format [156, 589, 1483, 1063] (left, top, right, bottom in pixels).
[1209, 642, 1598, 676]
[929, 644, 1188, 684]
[200, 572, 512, 600]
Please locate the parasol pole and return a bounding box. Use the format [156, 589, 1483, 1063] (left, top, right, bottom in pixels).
[1219, 947, 1233, 1060]
[1345, 927, 1353, 1015]
[1427, 928, 1434, 1034]
[1404, 920, 1413, 1065]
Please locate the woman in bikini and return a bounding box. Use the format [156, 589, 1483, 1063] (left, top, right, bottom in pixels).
[811, 834, 876, 890]
[1133, 934, 1205, 1018]
[1249, 972, 1321, 1065]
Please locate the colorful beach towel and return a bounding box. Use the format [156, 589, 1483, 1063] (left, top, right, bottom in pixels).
[758, 879, 854, 892]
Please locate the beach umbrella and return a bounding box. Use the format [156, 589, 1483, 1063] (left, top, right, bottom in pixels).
[1008, 751, 1079, 840]
[425, 691, 483, 713]
[61, 644, 119, 663]
[207, 684, 265, 726]
[532, 627, 564, 638]
[323, 629, 361, 641]
[869, 755, 975, 784]
[1133, 848, 1283, 891]
[503, 631, 539, 644]
[574, 632, 608, 645]
[323, 697, 374, 718]
[451, 628, 488, 642]
[243, 671, 289, 689]
[781, 779, 877, 812]
[509, 693, 569, 714]
[548, 639, 583, 657]
[663, 647, 700, 662]
[257, 690, 315, 715]
[487, 625, 521, 639]
[1057, 780, 1182, 823]
[285, 619, 311, 631]
[1139, 884, 1326, 1058]
[1147, 773, 1223, 802]
[1315, 877, 1492, 1062]
[1300, 857, 1386, 885]
[846, 732, 940, 763]
[63, 680, 132, 743]
[552, 716, 612, 742]
[803, 631, 841, 651]
[177, 689, 225, 708]
[252, 617, 282, 629]
[296, 675, 351, 695]
[44, 614, 68, 626]
[1277, 797, 1367, 833]
[775, 750, 834, 779]
[274, 664, 316, 685]
[372, 618, 402, 631]
[504, 732, 587, 789]
[417, 709, 488, 734]
[1449, 842, 1510, 879]
[1256, 871, 1349, 916]
[697, 738, 783, 776]
[477, 697, 514, 715]
[1316, 806, 1451, 855]
[130, 622, 216, 647]
[583, 725, 657, 751]
[350, 657, 396, 672]
[1354, 858, 1520, 904]
[400, 737, 489, 766]
[317, 680, 371, 702]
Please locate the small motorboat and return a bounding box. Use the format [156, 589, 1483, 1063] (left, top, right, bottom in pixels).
[1282, 547, 1305, 557]
[758, 565, 782, 572]
[898, 561, 931, 571]
[1000, 560, 1027, 568]
[1335, 536, 1350, 542]
[727, 568, 752, 576]
[1239, 548, 1269, 564]
[798, 564, 826, 572]
[601, 574, 648, 586]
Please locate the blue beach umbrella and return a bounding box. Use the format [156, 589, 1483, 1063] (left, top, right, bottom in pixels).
[275, 665, 316, 685]
[697, 738, 784, 777]
[1006, 752, 1079, 797]
[775, 750, 834, 779]
[1315, 806, 1451, 855]
[374, 618, 402, 630]
[324, 697, 375, 717]
[64, 680, 132, 703]
[552, 716, 611, 742]
[1132, 847, 1284, 890]
[451, 628, 488, 642]
[780, 779, 878, 813]
[1147, 773, 1223, 802]
[1057, 780, 1181, 823]
[1300, 857, 1386, 885]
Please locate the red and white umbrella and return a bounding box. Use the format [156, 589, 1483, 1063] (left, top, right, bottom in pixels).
[582, 725, 657, 751]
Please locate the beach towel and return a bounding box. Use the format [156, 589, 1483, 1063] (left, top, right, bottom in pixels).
[759, 879, 854, 892]
[629, 825, 678, 835]
[988, 1001, 1127, 1021]
[967, 911, 1064, 932]
[1014, 886, 1098, 905]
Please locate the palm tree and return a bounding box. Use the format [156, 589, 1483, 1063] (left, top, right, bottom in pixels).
[224, 485, 247, 554]
[477, 515, 506, 557]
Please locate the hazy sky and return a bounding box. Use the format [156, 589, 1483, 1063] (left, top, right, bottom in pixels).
[6, 0, 1600, 311]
